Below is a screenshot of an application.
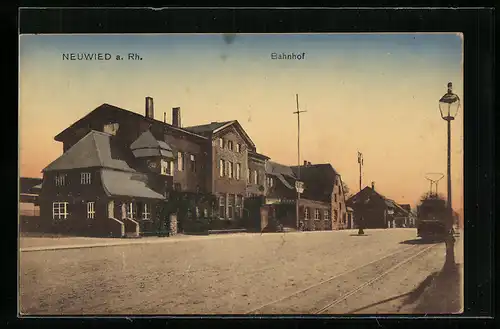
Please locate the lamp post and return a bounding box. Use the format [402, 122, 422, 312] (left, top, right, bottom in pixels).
[438, 82, 460, 269]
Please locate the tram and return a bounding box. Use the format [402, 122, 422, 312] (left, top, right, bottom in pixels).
[416, 197, 448, 240]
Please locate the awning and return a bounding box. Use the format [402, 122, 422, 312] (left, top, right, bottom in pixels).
[101, 169, 165, 200]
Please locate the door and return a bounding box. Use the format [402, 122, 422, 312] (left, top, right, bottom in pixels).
[108, 200, 114, 218]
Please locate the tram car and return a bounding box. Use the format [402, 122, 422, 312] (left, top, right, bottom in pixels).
[416, 197, 448, 239]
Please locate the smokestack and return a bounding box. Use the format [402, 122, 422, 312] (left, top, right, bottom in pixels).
[163, 112, 166, 123]
[145, 97, 154, 119]
[172, 107, 181, 127]
[303, 160, 307, 166]
[371, 181, 375, 190]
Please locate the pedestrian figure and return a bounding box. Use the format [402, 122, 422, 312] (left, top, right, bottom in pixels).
[358, 216, 365, 235]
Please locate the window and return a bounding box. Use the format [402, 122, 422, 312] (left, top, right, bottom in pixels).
[52, 202, 68, 220]
[174, 183, 181, 191]
[127, 202, 134, 218]
[55, 174, 66, 186]
[334, 210, 338, 221]
[236, 195, 243, 218]
[219, 138, 224, 148]
[267, 177, 274, 187]
[339, 202, 342, 210]
[161, 159, 173, 176]
[195, 206, 200, 218]
[247, 169, 251, 183]
[228, 162, 234, 178]
[190, 154, 196, 173]
[236, 143, 241, 153]
[236, 163, 241, 180]
[228, 195, 234, 219]
[315, 209, 321, 220]
[304, 207, 310, 220]
[81, 172, 91, 184]
[177, 152, 184, 171]
[142, 203, 151, 220]
[219, 159, 224, 177]
[227, 140, 233, 151]
[87, 202, 95, 219]
[203, 208, 208, 218]
[219, 195, 226, 219]
[253, 170, 258, 185]
[334, 193, 337, 202]
[324, 210, 330, 220]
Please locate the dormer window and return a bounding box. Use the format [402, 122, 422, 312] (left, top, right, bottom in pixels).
[55, 174, 66, 186]
[81, 172, 91, 184]
[103, 122, 120, 135]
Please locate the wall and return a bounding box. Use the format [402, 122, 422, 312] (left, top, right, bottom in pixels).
[247, 157, 266, 197]
[212, 127, 248, 195]
[164, 130, 207, 193]
[299, 199, 332, 231]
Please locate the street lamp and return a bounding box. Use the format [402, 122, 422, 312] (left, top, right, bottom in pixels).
[439, 82, 460, 269]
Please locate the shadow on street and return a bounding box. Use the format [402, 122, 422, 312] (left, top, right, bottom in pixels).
[348, 263, 462, 314]
[400, 238, 444, 245]
[411, 263, 462, 314]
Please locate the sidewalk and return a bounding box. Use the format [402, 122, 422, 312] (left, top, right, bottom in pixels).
[19, 232, 257, 252]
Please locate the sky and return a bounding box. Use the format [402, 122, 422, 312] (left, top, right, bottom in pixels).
[19, 33, 464, 213]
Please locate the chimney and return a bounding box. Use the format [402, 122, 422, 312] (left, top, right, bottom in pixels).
[303, 160, 308, 166]
[371, 181, 375, 190]
[145, 97, 154, 119]
[163, 112, 166, 123]
[308, 161, 312, 166]
[172, 107, 181, 127]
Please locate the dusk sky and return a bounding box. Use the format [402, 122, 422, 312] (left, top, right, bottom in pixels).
[19, 33, 463, 212]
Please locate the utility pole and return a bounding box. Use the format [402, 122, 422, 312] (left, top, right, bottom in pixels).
[293, 94, 307, 230]
[357, 151, 364, 191]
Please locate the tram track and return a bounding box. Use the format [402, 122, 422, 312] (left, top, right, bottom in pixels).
[246, 243, 439, 314]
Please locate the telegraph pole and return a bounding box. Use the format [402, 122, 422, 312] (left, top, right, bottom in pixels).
[293, 94, 307, 230]
[358, 151, 363, 191]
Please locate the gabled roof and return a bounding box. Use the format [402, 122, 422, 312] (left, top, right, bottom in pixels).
[54, 103, 208, 142]
[43, 130, 135, 173]
[347, 186, 409, 216]
[185, 120, 256, 150]
[130, 130, 174, 158]
[290, 163, 339, 201]
[291, 163, 339, 176]
[183, 121, 233, 135]
[19, 177, 43, 194]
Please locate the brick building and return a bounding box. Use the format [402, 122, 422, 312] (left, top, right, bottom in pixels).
[37, 97, 273, 236]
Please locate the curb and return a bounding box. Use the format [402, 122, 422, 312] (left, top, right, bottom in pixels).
[19, 232, 257, 252]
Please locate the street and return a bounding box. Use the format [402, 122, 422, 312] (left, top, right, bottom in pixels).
[19, 229, 463, 315]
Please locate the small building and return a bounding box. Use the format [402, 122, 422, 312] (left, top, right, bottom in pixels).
[346, 182, 409, 229]
[19, 177, 42, 216]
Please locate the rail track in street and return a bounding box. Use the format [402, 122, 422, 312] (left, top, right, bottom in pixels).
[246, 242, 439, 315]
